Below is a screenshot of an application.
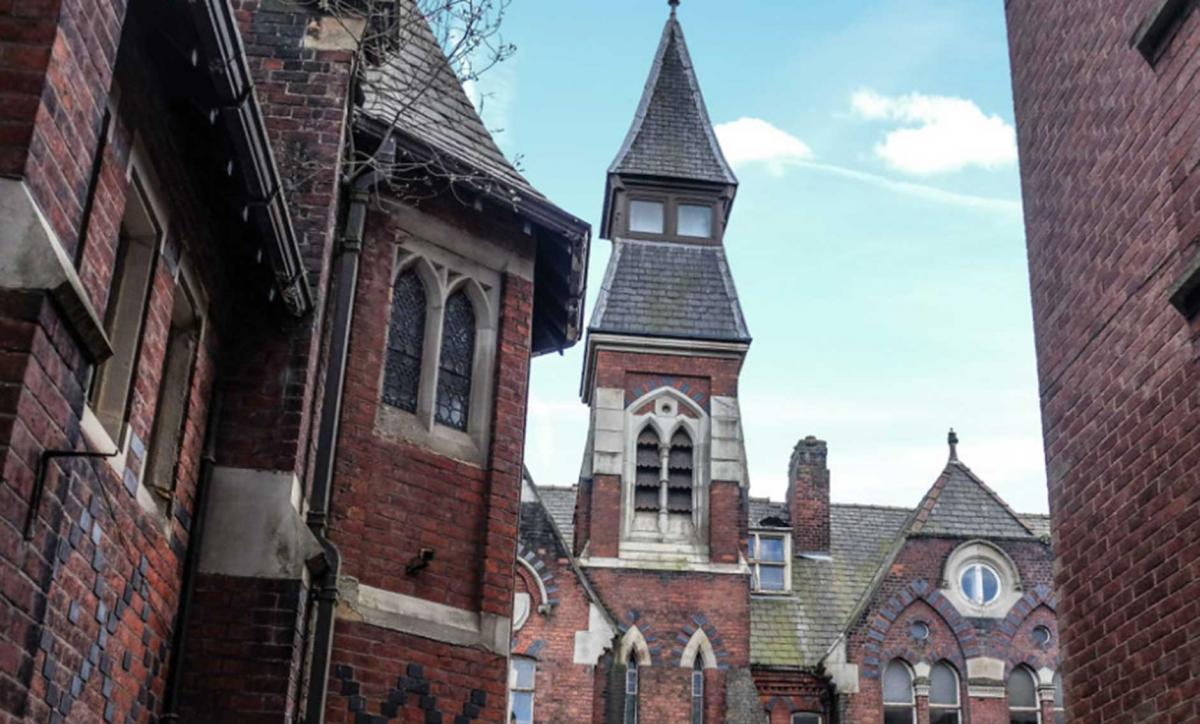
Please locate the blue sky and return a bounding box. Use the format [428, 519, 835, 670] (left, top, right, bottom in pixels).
[471, 0, 1047, 513]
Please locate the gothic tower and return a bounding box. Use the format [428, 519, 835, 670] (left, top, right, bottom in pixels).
[572, 4, 757, 720]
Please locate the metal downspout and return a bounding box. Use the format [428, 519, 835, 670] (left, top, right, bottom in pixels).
[303, 147, 392, 723]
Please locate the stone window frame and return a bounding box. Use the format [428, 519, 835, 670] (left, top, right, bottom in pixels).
[619, 387, 710, 556]
[941, 540, 1023, 619]
[375, 241, 499, 465]
[747, 529, 792, 594]
[507, 656, 536, 724]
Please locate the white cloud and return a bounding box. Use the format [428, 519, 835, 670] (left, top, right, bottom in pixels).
[850, 88, 1017, 175]
[714, 117, 813, 175]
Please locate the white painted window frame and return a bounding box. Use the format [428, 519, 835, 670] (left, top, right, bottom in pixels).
[748, 530, 792, 594]
[507, 656, 535, 724]
[376, 241, 500, 465]
[942, 540, 1023, 619]
[929, 661, 962, 723]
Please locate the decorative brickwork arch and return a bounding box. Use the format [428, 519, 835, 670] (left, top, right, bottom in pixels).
[627, 376, 710, 412]
[515, 542, 558, 613]
[672, 612, 729, 670]
[862, 579, 978, 679]
[996, 584, 1059, 671]
[678, 627, 717, 669]
[616, 624, 653, 667]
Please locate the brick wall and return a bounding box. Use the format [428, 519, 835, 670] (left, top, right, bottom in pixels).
[786, 437, 829, 554]
[1005, 1, 1200, 720]
[844, 536, 1056, 724]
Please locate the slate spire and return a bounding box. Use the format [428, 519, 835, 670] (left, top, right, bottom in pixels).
[607, 7, 736, 186]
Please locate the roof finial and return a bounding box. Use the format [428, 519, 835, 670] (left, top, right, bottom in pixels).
[668, 0, 679, 15]
[947, 428, 959, 463]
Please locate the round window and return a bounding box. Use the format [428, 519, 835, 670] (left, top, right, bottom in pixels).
[909, 621, 930, 642]
[1032, 625, 1052, 646]
[960, 562, 1001, 605]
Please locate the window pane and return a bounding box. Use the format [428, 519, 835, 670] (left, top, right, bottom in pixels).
[626, 666, 638, 694]
[758, 565, 785, 591]
[792, 715, 821, 724]
[435, 291, 475, 430]
[747, 536, 756, 560]
[629, 200, 664, 234]
[883, 661, 912, 704]
[981, 565, 1000, 603]
[511, 691, 533, 723]
[384, 270, 426, 412]
[961, 567, 979, 603]
[930, 711, 959, 724]
[513, 659, 535, 689]
[1007, 669, 1037, 708]
[758, 536, 785, 561]
[1053, 672, 1063, 708]
[883, 706, 914, 724]
[677, 204, 712, 237]
[930, 663, 958, 705]
[1009, 712, 1039, 724]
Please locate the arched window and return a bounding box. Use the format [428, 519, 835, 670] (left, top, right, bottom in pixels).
[1052, 672, 1065, 724]
[1008, 667, 1041, 723]
[624, 652, 639, 724]
[691, 657, 704, 724]
[383, 268, 426, 412]
[508, 657, 535, 724]
[883, 660, 915, 724]
[435, 289, 475, 430]
[631, 424, 695, 537]
[929, 662, 961, 724]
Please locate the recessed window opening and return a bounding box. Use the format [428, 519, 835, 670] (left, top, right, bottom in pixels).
[691, 658, 704, 724]
[1032, 625, 1052, 647]
[882, 659, 915, 724]
[791, 715, 822, 724]
[909, 621, 930, 642]
[633, 425, 695, 537]
[929, 662, 961, 724]
[89, 174, 162, 443]
[960, 561, 1001, 606]
[624, 652, 639, 724]
[143, 277, 201, 510]
[629, 199, 664, 234]
[677, 203, 712, 238]
[748, 531, 788, 592]
[1007, 667, 1041, 724]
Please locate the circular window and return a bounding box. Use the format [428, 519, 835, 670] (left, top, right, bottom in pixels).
[910, 621, 930, 642]
[1032, 625, 1052, 646]
[960, 562, 1001, 605]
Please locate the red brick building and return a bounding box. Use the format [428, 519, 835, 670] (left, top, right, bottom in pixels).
[1005, 1, 1200, 721]
[0, 1, 586, 722]
[507, 5, 1062, 723]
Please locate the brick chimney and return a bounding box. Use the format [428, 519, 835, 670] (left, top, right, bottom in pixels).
[787, 436, 830, 554]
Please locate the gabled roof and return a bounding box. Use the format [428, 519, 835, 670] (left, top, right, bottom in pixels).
[537, 486, 578, 546]
[908, 460, 1036, 539]
[588, 239, 751, 342]
[608, 9, 736, 185]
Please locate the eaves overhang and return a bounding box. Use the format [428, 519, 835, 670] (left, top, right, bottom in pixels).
[186, 0, 313, 316]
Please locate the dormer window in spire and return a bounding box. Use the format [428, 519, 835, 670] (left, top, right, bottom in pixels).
[620, 189, 720, 243]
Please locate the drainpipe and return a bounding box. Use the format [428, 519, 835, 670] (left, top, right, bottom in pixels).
[161, 390, 222, 720]
[303, 142, 393, 723]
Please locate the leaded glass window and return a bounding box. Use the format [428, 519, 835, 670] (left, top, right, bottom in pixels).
[383, 269, 426, 412]
[435, 290, 475, 430]
[691, 658, 704, 724]
[624, 654, 638, 724]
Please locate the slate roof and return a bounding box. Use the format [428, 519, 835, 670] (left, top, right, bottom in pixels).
[749, 498, 790, 528]
[1019, 514, 1051, 538]
[909, 461, 1036, 539]
[609, 10, 736, 185]
[537, 486, 577, 545]
[751, 504, 912, 667]
[588, 239, 751, 342]
[360, 3, 544, 202]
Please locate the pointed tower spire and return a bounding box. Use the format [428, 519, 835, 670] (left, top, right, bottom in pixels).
[599, 6, 737, 241]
